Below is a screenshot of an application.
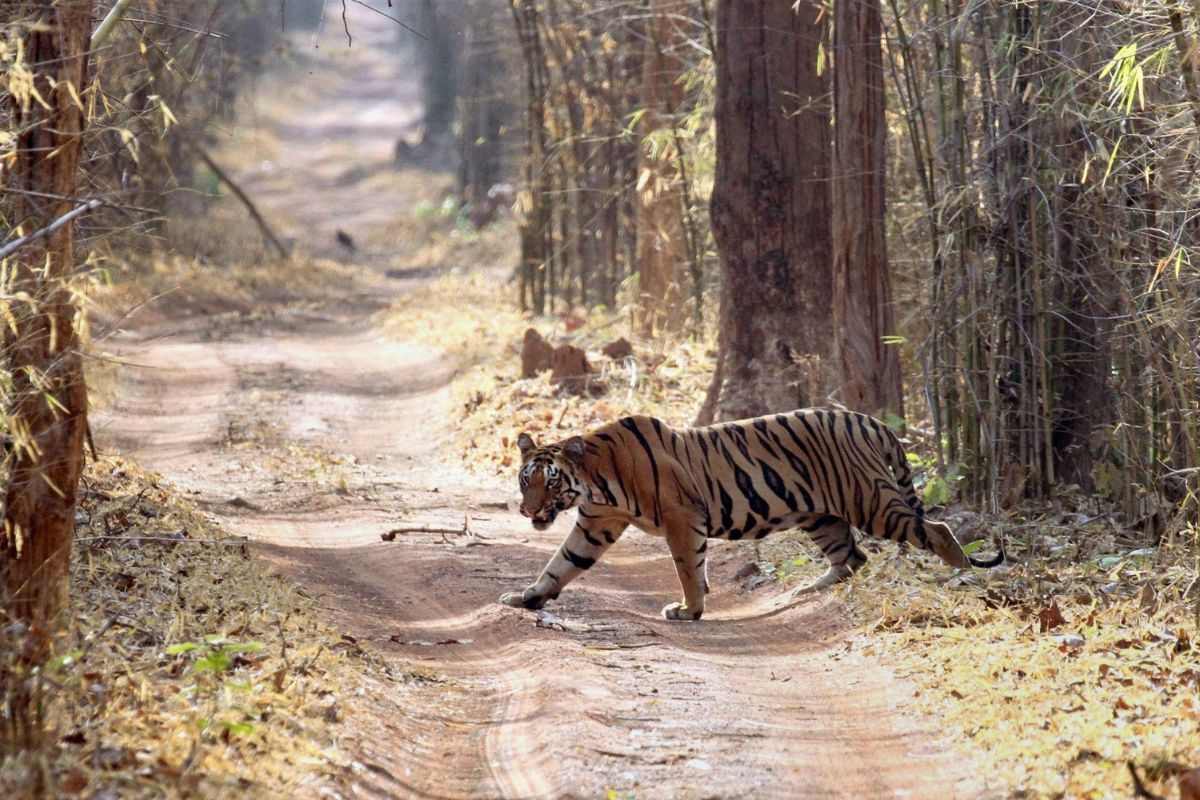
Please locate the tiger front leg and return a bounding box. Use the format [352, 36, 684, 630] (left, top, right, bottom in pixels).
[499, 518, 626, 611]
[662, 524, 709, 621]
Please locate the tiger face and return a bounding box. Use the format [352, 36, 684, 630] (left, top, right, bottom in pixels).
[516, 433, 586, 530]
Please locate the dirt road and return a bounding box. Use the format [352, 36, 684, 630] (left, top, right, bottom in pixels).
[95, 8, 990, 798]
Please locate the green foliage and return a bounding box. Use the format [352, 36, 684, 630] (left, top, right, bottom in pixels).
[165, 636, 266, 738]
[923, 474, 950, 507]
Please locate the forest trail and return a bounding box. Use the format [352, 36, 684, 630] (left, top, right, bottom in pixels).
[94, 8, 988, 798]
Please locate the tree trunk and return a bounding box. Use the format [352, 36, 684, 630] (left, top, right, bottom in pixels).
[700, 0, 832, 423]
[510, 0, 551, 314]
[831, 0, 903, 419]
[456, 16, 512, 207]
[635, 0, 689, 336]
[417, 0, 460, 140]
[1, 0, 93, 758]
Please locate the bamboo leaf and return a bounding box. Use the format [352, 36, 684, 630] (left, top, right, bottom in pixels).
[1101, 135, 1124, 188]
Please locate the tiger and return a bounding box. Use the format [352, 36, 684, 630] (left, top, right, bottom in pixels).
[499, 408, 1004, 620]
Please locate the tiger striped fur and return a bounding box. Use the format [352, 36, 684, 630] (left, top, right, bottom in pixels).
[500, 408, 1004, 620]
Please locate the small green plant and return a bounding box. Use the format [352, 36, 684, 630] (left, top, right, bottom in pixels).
[166, 636, 265, 738]
[777, 556, 810, 581]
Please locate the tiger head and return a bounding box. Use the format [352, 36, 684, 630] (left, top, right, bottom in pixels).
[516, 433, 587, 530]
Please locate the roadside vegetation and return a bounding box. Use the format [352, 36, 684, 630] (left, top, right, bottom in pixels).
[0, 454, 406, 797]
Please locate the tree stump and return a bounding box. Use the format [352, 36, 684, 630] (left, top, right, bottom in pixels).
[521, 328, 555, 377]
[551, 344, 596, 395]
[601, 337, 634, 360]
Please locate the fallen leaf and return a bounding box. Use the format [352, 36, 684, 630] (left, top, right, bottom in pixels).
[1038, 599, 1066, 632]
[744, 574, 771, 591]
[60, 767, 89, 794]
[535, 611, 566, 631]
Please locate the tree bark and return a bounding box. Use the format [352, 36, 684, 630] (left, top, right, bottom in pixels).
[635, 0, 689, 336]
[1, 0, 93, 756]
[700, 0, 832, 423]
[457, 11, 514, 208]
[510, 0, 551, 314]
[831, 0, 903, 419]
[417, 0, 460, 140]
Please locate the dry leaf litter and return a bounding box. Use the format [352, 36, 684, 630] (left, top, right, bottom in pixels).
[0, 455, 420, 798]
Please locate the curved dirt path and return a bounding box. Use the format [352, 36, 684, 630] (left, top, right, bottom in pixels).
[94, 8, 992, 799]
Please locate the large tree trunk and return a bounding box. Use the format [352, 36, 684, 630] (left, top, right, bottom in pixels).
[510, 0, 551, 314]
[635, 0, 689, 336]
[457, 9, 515, 208]
[700, 0, 832, 423]
[1, 0, 93, 758]
[417, 0, 460, 140]
[831, 0, 903, 419]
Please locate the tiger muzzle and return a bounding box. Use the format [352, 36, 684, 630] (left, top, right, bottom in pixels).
[520, 504, 558, 530]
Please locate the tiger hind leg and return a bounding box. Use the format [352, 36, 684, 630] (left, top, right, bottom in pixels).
[792, 516, 867, 594]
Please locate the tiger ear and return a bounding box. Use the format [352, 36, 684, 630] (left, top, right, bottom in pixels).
[563, 436, 586, 464]
[517, 432, 536, 456]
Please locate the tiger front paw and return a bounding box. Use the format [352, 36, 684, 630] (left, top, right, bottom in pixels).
[661, 601, 703, 621]
[499, 588, 547, 610]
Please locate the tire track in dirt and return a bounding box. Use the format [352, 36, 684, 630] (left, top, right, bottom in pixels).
[94, 7, 996, 798]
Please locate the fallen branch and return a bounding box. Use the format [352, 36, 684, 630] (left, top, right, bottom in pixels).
[174, 128, 290, 259]
[381, 526, 467, 541]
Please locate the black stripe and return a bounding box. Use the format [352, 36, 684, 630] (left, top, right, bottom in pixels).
[758, 458, 798, 511]
[620, 417, 662, 526]
[563, 548, 596, 570]
[593, 474, 618, 506]
[717, 481, 735, 531]
[797, 412, 847, 515]
[732, 460, 770, 517]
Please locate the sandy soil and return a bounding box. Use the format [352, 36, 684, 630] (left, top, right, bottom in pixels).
[94, 8, 995, 798]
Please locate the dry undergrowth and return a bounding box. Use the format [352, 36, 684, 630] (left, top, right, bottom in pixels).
[376, 226, 716, 474]
[0, 455, 409, 798]
[842, 513, 1199, 799]
[383, 256, 1200, 799]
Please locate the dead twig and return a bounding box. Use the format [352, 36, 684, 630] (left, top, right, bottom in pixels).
[173, 128, 290, 259]
[381, 525, 468, 541]
[0, 199, 103, 261]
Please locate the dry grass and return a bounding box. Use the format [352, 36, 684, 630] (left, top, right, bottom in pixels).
[0, 455, 412, 798]
[837, 511, 1199, 799]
